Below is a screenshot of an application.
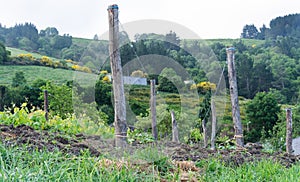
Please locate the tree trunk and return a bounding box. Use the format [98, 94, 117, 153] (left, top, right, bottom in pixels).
[108, 4, 127, 148]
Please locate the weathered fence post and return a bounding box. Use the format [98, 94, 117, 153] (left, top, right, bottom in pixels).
[286, 108, 293, 154]
[211, 98, 217, 149]
[108, 4, 127, 148]
[44, 90, 49, 121]
[226, 47, 244, 147]
[202, 119, 208, 148]
[171, 111, 179, 143]
[150, 80, 158, 140]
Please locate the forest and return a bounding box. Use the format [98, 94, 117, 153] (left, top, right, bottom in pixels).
[0, 13, 300, 181]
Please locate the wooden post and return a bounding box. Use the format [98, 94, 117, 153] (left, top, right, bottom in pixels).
[226, 47, 244, 147]
[108, 4, 127, 148]
[150, 80, 158, 140]
[286, 108, 293, 154]
[211, 98, 217, 150]
[44, 90, 49, 121]
[202, 119, 208, 148]
[171, 111, 179, 143]
[0, 86, 5, 111]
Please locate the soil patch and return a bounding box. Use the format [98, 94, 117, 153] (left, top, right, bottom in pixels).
[1, 124, 300, 167]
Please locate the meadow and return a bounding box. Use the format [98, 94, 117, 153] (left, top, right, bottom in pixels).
[0, 65, 98, 87]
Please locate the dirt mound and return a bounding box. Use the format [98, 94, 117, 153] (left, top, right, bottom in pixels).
[163, 141, 300, 167]
[0, 124, 100, 156]
[1, 124, 299, 167]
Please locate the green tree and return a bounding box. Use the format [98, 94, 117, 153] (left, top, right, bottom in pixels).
[95, 73, 113, 124]
[12, 71, 27, 87]
[236, 53, 255, 98]
[40, 27, 59, 37]
[241, 24, 259, 39]
[245, 92, 281, 142]
[165, 31, 180, 51]
[41, 82, 73, 119]
[0, 42, 10, 64]
[158, 68, 184, 93]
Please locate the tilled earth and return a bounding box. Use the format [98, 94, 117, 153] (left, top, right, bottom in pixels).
[1, 124, 300, 168]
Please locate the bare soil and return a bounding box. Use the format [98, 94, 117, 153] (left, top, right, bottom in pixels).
[1, 124, 300, 168]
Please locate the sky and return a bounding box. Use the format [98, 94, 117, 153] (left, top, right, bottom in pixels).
[0, 0, 299, 39]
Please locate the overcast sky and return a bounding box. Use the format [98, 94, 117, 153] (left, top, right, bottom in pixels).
[0, 0, 299, 39]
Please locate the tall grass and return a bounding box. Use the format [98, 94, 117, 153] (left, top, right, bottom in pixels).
[0, 142, 300, 181]
[0, 143, 155, 181]
[197, 158, 300, 182]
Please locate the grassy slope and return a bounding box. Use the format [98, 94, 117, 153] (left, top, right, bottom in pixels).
[7, 47, 61, 61]
[0, 65, 98, 87]
[205, 38, 265, 46]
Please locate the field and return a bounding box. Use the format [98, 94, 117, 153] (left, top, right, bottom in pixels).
[7, 47, 61, 61]
[0, 65, 98, 87]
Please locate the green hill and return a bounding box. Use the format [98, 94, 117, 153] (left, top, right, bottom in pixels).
[6, 47, 59, 61]
[0, 65, 98, 87]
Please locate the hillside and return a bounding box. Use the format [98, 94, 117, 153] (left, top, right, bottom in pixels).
[0, 65, 97, 87]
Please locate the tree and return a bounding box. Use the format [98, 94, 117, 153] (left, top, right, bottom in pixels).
[93, 34, 99, 41]
[41, 82, 73, 119]
[130, 70, 147, 78]
[241, 24, 259, 39]
[245, 92, 281, 142]
[165, 31, 180, 51]
[95, 73, 114, 124]
[236, 53, 255, 98]
[0, 42, 10, 64]
[40, 27, 59, 37]
[12, 71, 27, 87]
[252, 62, 274, 93]
[158, 68, 184, 93]
[258, 24, 268, 40]
[0, 85, 9, 111]
[51, 34, 72, 50]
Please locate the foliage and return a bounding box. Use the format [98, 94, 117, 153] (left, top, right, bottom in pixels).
[158, 67, 184, 93]
[127, 129, 155, 144]
[71, 64, 92, 73]
[245, 92, 281, 142]
[41, 82, 73, 119]
[135, 104, 172, 136]
[130, 70, 147, 78]
[94, 75, 114, 124]
[241, 24, 260, 39]
[0, 42, 10, 64]
[188, 128, 203, 143]
[0, 104, 81, 135]
[11, 71, 27, 87]
[197, 158, 300, 181]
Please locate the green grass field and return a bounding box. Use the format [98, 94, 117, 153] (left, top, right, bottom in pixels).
[0, 65, 98, 87]
[7, 47, 61, 61]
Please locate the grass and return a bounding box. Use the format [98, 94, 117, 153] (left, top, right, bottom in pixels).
[0, 143, 152, 181]
[7, 47, 60, 61]
[0, 65, 98, 87]
[204, 38, 265, 47]
[197, 158, 300, 182]
[1, 142, 300, 181]
[72, 37, 108, 47]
